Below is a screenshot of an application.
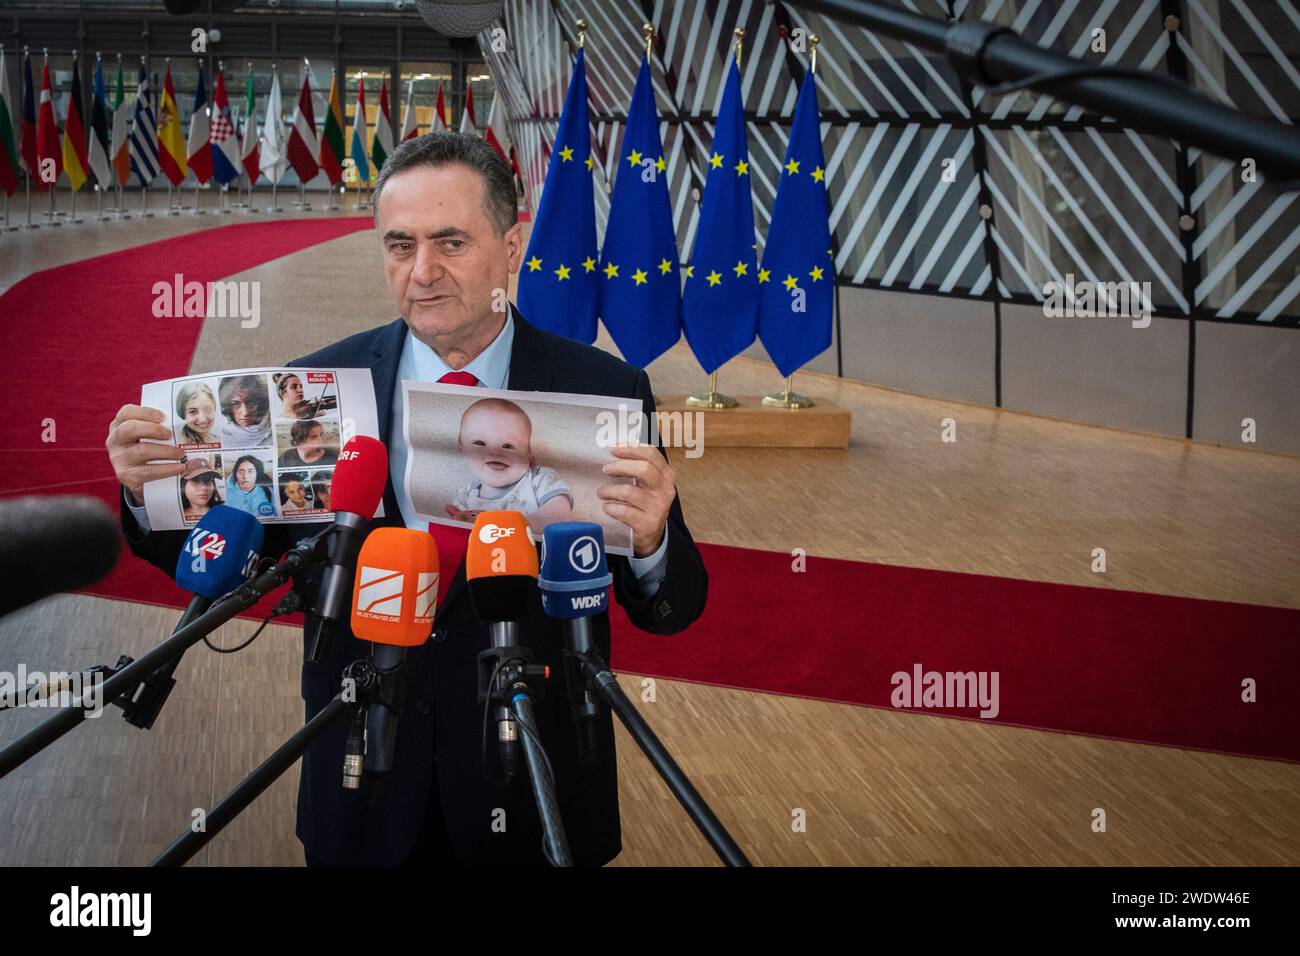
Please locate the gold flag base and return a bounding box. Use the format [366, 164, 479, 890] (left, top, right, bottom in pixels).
[685, 371, 739, 409]
[762, 375, 815, 409]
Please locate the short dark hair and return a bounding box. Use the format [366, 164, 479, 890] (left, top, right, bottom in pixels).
[373, 131, 517, 235]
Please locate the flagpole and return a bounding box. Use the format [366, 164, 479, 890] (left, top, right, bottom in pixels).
[4, 191, 12, 231]
[687, 28, 745, 412]
[96, 184, 105, 220]
[763, 32, 818, 411]
[25, 174, 36, 228]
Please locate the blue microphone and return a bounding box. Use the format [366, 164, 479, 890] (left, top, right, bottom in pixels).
[175, 504, 265, 600]
[539, 522, 613, 618]
[539, 522, 613, 763]
[121, 506, 263, 729]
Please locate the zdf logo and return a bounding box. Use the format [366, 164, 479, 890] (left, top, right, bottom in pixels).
[478, 523, 516, 544]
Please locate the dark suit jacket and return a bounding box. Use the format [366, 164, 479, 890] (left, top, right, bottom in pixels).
[120, 309, 708, 866]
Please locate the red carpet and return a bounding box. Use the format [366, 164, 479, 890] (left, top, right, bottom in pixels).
[610, 544, 1300, 763]
[0, 217, 373, 620]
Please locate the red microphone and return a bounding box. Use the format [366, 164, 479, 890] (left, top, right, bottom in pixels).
[307, 436, 389, 663]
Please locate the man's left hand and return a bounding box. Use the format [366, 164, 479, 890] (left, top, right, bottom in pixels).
[598, 444, 676, 557]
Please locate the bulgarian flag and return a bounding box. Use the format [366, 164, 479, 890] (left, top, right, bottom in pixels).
[370, 77, 393, 174]
[318, 69, 345, 184]
[0, 47, 20, 196]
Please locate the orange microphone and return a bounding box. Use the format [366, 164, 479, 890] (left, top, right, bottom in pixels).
[464, 511, 541, 778]
[344, 527, 439, 785]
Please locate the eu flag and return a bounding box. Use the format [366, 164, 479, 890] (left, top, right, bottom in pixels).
[757, 72, 834, 378]
[599, 56, 681, 368]
[682, 58, 758, 374]
[518, 49, 599, 343]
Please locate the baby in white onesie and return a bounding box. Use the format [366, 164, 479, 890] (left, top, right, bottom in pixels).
[446, 398, 574, 529]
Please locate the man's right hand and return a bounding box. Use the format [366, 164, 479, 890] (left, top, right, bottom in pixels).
[106, 404, 186, 506]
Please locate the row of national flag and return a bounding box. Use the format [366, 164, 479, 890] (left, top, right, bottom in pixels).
[0, 52, 514, 198]
[517, 48, 832, 382]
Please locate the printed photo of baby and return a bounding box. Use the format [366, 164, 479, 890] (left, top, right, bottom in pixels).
[403, 382, 640, 554]
[446, 398, 574, 527]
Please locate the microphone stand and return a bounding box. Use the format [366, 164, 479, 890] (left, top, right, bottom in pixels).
[570, 645, 751, 867]
[478, 636, 573, 867]
[0, 529, 332, 779]
[152, 691, 355, 866]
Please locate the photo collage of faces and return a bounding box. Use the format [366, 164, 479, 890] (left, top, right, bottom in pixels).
[170, 370, 342, 524]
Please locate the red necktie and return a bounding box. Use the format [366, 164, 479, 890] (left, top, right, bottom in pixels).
[438, 370, 479, 387]
[427, 370, 480, 607]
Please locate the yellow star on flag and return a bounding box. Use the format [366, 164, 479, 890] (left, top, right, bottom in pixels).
[585, 156, 594, 170]
[555, 264, 571, 280]
[632, 269, 649, 286]
[785, 159, 800, 175]
[809, 266, 825, 282]
[604, 263, 620, 279]
[655, 156, 666, 173]
[684, 265, 695, 279]
[559, 146, 574, 162]
[811, 166, 825, 182]
[582, 257, 597, 273]
[710, 152, 724, 169]
[526, 256, 543, 272]
[782, 274, 799, 291]
[758, 268, 771, 283]
[706, 271, 722, 287]
[657, 258, 672, 275]
[733, 261, 748, 277]
[734, 160, 748, 176]
[627, 149, 643, 168]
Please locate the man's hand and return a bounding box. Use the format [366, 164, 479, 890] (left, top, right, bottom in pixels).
[106, 404, 186, 505]
[597, 444, 676, 557]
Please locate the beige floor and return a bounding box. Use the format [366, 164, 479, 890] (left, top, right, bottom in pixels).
[1, 204, 1296, 867]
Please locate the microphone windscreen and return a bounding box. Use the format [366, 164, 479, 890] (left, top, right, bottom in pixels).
[465, 510, 538, 580]
[539, 522, 612, 619]
[414, 0, 505, 38]
[465, 510, 539, 623]
[331, 436, 388, 518]
[174, 504, 265, 599]
[0, 495, 121, 617]
[350, 527, 439, 646]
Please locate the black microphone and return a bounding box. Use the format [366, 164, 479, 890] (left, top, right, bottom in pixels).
[538, 522, 613, 764]
[0, 496, 121, 618]
[305, 436, 389, 663]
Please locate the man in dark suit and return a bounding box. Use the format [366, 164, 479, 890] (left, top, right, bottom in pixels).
[105, 132, 708, 866]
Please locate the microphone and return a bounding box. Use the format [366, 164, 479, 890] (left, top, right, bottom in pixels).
[118, 505, 264, 730]
[0, 496, 121, 619]
[305, 436, 389, 663]
[344, 527, 439, 787]
[465, 510, 540, 779]
[413, 0, 505, 38]
[538, 522, 612, 764]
